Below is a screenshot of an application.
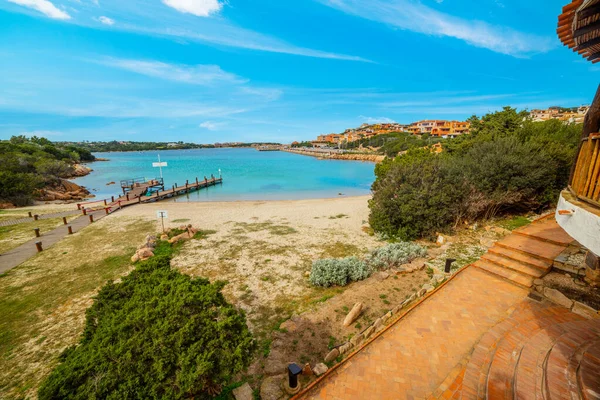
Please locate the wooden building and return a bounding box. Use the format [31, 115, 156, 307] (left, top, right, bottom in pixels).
[556, 0, 600, 285]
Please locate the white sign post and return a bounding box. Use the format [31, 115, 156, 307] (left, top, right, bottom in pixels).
[156, 210, 168, 233]
[152, 154, 168, 179]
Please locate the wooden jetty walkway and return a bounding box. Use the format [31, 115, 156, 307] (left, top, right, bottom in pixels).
[0, 175, 222, 272]
[77, 175, 223, 215]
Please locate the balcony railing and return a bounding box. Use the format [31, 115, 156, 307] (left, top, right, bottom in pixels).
[570, 133, 600, 207]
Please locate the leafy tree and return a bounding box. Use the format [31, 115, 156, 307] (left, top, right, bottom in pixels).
[38, 255, 255, 400]
[369, 109, 582, 240]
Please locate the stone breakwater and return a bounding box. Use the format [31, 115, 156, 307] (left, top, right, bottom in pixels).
[284, 149, 385, 163]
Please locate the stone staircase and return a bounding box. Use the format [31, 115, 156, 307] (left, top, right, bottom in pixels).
[473, 218, 574, 288]
[439, 299, 600, 400]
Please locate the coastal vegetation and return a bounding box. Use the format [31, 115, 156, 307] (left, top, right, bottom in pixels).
[369, 108, 581, 240]
[309, 243, 427, 287]
[38, 255, 255, 399]
[59, 140, 280, 152]
[344, 132, 443, 157]
[0, 136, 95, 206]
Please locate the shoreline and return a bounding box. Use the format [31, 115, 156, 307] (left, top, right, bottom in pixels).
[283, 148, 385, 163]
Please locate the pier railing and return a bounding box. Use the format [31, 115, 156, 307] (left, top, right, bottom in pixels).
[570, 133, 600, 207]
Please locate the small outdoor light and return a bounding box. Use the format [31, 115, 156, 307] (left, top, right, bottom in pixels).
[445, 258, 456, 273]
[287, 363, 303, 392]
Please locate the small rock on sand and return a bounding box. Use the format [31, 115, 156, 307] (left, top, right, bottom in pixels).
[343, 302, 363, 327]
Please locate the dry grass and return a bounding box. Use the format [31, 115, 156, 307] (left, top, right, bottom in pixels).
[0, 216, 79, 254]
[0, 216, 155, 399]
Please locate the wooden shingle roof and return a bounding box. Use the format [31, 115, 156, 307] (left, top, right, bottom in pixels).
[558, 0, 600, 63]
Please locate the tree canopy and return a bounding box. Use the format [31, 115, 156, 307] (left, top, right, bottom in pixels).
[369, 108, 581, 240]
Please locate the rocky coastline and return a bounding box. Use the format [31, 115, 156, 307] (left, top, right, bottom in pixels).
[37, 164, 95, 202]
[284, 149, 385, 163]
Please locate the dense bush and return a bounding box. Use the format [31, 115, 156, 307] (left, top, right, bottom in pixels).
[368, 242, 427, 270]
[0, 135, 94, 205]
[38, 255, 255, 399]
[310, 257, 371, 287]
[369, 150, 465, 240]
[369, 108, 581, 240]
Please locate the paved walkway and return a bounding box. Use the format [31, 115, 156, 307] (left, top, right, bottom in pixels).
[0, 209, 81, 227]
[0, 210, 106, 274]
[301, 267, 529, 399]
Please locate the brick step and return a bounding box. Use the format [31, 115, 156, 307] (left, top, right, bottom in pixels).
[514, 220, 574, 247]
[580, 340, 600, 400]
[488, 245, 552, 271]
[513, 319, 594, 400]
[545, 321, 600, 400]
[487, 313, 587, 400]
[496, 235, 568, 264]
[458, 302, 573, 400]
[473, 260, 534, 288]
[481, 253, 547, 278]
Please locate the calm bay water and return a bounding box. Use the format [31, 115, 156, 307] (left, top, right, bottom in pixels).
[72, 148, 375, 202]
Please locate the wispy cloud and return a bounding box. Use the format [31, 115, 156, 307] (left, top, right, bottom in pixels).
[4, 0, 370, 62]
[359, 116, 396, 124]
[7, 0, 70, 19]
[319, 0, 554, 57]
[199, 121, 227, 130]
[162, 0, 222, 17]
[97, 15, 114, 25]
[94, 57, 247, 85]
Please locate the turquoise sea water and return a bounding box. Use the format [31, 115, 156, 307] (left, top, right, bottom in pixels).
[72, 148, 376, 201]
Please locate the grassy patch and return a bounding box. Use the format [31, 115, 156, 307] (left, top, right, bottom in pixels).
[171, 218, 190, 223]
[328, 214, 348, 219]
[496, 215, 531, 231]
[0, 216, 79, 255]
[0, 218, 155, 399]
[232, 221, 298, 236]
[319, 242, 363, 259]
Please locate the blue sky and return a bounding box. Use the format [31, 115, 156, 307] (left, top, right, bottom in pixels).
[0, 0, 598, 143]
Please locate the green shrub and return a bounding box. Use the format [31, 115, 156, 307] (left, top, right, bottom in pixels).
[368, 242, 427, 270]
[38, 255, 255, 399]
[309, 257, 371, 287]
[369, 108, 581, 240]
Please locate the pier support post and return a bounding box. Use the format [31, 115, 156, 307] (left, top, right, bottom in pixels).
[28, 211, 32, 218]
[34, 228, 40, 237]
[67, 226, 73, 235]
[89, 214, 94, 223]
[111, 196, 115, 202]
[172, 185, 175, 193]
[62, 217, 67, 225]
[82, 208, 87, 215]
[126, 194, 130, 201]
[35, 241, 43, 252]
[196, 177, 198, 185]
[186, 180, 188, 187]
[138, 196, 141, 203]
[103, 199, 107, 206]
[33, 214, 39, 221]
[105, 207, 110, 215]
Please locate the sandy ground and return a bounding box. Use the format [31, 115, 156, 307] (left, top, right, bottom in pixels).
[116, 196, 435, 378]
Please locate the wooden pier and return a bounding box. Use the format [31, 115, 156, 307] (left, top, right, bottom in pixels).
[77, 176, 222, 214]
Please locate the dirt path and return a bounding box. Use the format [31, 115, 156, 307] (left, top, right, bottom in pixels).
[0, 210, 106, 274]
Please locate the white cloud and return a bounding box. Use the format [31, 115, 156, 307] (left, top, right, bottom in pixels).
[162, 0, 222, 17]
[96, 58, 247, 85]
[359, 116, 396, 124]
[199, 121, 227, 130]
[320, 0, 554, 57]
[21, 130, 64, 137]
[98, 16, 114, 25]
[7, 0, 71, 19]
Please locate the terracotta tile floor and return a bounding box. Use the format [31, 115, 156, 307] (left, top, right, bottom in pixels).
[300, 268, 529, 400]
